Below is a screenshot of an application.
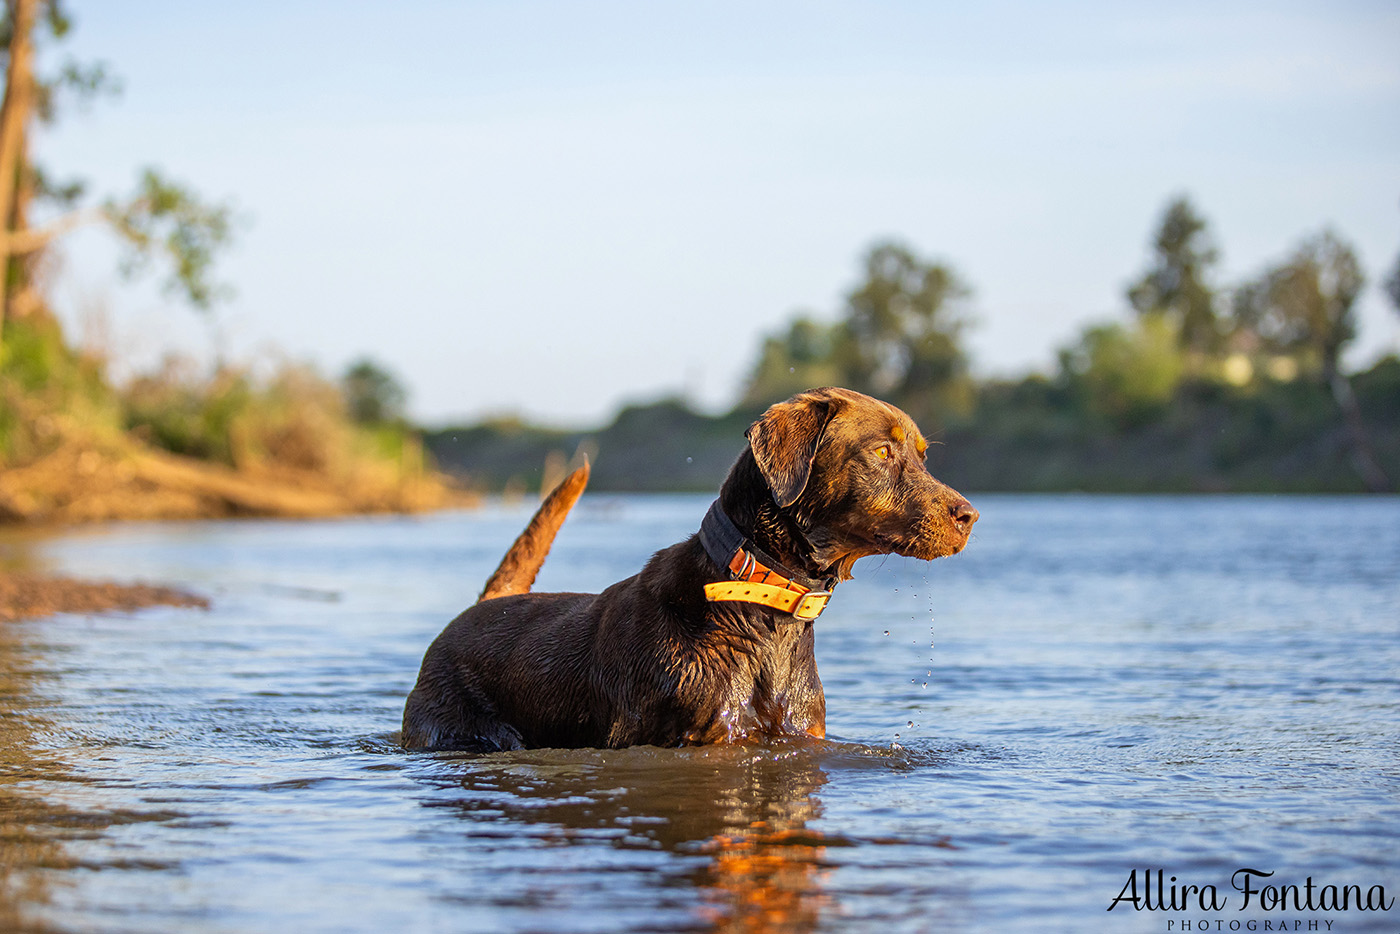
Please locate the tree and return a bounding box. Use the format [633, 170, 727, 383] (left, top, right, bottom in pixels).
[1127, 196, 1221, 356]
[839, 240, 973, 425]
[1384, 251, 1400, 317]
[739, 240, 974, 425]
[1240, 231, 1360, 377]
[1384, 198, 1400, 318]
[740, 315, 847, 409]
[0, 0, 232, 344]
[1237, 230, 1387, 491]
[1057, 313, 1185, 428]
[341, 357, 407, 425]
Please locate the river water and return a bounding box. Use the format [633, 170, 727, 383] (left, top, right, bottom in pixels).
[1, 495, 1396, 933]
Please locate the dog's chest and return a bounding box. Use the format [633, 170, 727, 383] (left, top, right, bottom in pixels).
[681, 623, 819, 743]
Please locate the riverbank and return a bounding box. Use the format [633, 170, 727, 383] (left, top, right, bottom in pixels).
[0, 433, 477, 526]
[1, 311, 479, 527]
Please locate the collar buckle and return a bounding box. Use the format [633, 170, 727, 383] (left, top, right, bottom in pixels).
[792, 590, 831, 621]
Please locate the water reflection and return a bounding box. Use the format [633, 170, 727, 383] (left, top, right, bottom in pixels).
[418, 741, 844, 933]
[692, 822, 833, 933]
[0, 616, 67, 932]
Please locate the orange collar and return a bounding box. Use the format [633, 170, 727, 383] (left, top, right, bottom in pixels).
[696, 500, 835, 621]
[702, 545, 833, 621]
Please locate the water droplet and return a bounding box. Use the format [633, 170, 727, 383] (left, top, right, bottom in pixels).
[883, 630, 889, 636]
[922, 682, 928, 688]
[907, 721, 914, 728]
[686, 456, 693, 464]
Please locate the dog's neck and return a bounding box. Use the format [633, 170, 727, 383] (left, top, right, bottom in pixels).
[716, 452, 829, 583]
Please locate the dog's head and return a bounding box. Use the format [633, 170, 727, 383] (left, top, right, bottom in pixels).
[745, 387, 977, 579]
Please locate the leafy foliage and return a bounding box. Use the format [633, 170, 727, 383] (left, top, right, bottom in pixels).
[1232, 230, 1363, 376]
[103, 168, 235, 310]
[0, 307, 118, 462]
[1127, 196, 1220, 354]
[742, 240, 973, 428]
[842, 241, 973, 422]
[121, 355, 429, 485]
[741, 316, 847, 409]
[1057, 313, 1186, 428]
[341, 357, 408, 425]
[1385, 251, 1400, 315]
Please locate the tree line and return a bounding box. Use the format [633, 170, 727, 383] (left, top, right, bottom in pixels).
[734, 197, 1398, 492]
[426, 199, 1400, 494]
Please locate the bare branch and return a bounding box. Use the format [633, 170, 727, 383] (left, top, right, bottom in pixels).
[0, 204, 101, 254]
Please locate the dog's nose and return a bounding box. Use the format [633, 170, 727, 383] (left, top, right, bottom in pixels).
[949, 499, 978, 533]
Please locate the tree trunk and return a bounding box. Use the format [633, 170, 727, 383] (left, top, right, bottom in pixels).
[7, 122, 42, 320]
[1325, 363, 1391, 493]
[0, 0, 39, 343]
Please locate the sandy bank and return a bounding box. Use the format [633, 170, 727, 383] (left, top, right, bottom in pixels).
[0, 434, 476, 525]
[0, 571, 208, 622]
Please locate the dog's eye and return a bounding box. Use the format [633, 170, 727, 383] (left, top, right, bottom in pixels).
[875, 445, 891, 460]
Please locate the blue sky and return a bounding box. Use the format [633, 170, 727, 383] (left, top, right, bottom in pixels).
[37, 1, 1400, 424]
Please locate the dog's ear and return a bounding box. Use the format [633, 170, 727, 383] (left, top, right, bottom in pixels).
[746, 393, 837, 508]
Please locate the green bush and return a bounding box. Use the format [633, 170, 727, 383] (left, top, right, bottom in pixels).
[1060, 313, 1187, 428]
[0, 311, 120, 464]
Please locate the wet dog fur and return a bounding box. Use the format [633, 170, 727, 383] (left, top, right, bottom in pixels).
[401, 387, 977, 751]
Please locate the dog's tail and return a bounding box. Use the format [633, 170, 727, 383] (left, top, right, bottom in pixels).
[479, 459, 590, 601]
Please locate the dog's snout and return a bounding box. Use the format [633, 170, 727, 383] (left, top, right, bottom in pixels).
[949, 499, 978, 532]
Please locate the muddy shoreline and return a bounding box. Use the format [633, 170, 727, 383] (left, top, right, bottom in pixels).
[0, 571, 208, 622]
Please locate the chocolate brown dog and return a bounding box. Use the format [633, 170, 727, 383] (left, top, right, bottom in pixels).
[401, 387, 977, 751]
